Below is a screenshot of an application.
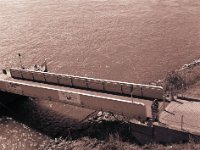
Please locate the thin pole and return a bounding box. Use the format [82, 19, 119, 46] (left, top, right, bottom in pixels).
[182, 83, 184, 98]
[131, 86, 134, 103]
[18, 53, 23, 69]
[131, 92, 133, 103]
[40, 58, 48, 72]
[44, 58, 48, 72]
[163, 96, 166, 111]
[181, 115, 184, 130]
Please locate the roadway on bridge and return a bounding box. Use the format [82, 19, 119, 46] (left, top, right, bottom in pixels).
[0, 72, 160, 118]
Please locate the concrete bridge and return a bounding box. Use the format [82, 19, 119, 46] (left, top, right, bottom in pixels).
[1, 68, 200, 144]
[0, 68, 164, 120]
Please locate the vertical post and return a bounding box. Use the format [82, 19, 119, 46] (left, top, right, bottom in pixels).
[170, 87, 174, 101]
[131, 86, 133, 103]
[44, 58, 48, 72]
[163, 96, 166, 112]
[181, 115, 184, 130]
[86, 79, 89, 89]
[70, 77, 74, 87]
[131, 92, 133, 103]
[181, 83, 184, 98]
[102, 82, 105, 91]
[18, 53, 23, 69]
[184, 69, 187, 92]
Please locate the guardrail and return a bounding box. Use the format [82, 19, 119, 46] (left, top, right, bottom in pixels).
[10, 68, 164, 100]
[0, 79, 147, 119]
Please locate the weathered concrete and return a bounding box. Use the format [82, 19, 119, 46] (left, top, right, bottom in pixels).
[45, 73, 58, 84]
[130, 121, 199, 144]
[104, 81, 122, 94]
[154, 125, 189, 144]
[10, 68, 164, 100]
[87, 79, 104, 91]
[32, 72, 46, 82]
[130, 122, 154, 144]
[72, 77, 88, 89]
[81, 94, 146, 119]
[0, 79, 147, 119]
[159, 99, 200, 135]
[21, 70, 34, 80]
[57, 75, 73, 86]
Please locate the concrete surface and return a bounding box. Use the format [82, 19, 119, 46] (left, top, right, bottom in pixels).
[10, 68, 164, 99]
[0, 74, 149, 119]
[160, 99, 200, 134]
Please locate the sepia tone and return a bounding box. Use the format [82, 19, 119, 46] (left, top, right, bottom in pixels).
[0, 0, 200, 149]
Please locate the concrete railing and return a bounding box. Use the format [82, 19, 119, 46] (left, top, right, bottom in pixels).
[10, 68, 164, 100]
[0, 79, 147, 119]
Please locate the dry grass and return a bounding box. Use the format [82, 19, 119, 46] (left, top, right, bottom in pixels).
[162, 59, 200, 96]
[38, 135, 200, 150]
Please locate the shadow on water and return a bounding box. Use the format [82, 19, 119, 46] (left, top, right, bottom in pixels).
[0, 96, 139, 144]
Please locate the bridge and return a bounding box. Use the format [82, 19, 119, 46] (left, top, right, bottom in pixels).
[2, 68, 200, 144]
[0, 68, 164, 120]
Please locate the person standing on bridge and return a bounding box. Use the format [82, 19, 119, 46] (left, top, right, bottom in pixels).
[151, 99, 159, 122]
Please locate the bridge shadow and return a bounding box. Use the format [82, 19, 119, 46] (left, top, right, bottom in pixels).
[0, 95, 138, 144]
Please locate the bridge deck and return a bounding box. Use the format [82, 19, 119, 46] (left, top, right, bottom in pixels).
[0, 72, 166, 118]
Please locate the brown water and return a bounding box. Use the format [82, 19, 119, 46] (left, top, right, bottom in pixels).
[0, 0, 200, 149]
[1, 0, 200, 83]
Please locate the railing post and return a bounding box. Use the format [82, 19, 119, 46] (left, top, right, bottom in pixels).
[131, 92, 133, 103]
[181, 115, 184, 130]
[131, 86, 133, 103]
[163, 96, 166, 111]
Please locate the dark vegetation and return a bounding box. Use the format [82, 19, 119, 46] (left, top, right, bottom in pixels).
[1, 97, 200, 149]
[160, 59, 200, 98]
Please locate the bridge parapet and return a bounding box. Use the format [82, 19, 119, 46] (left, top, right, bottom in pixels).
[10, 68, 164, 100]
[0, 79, 147, 119]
